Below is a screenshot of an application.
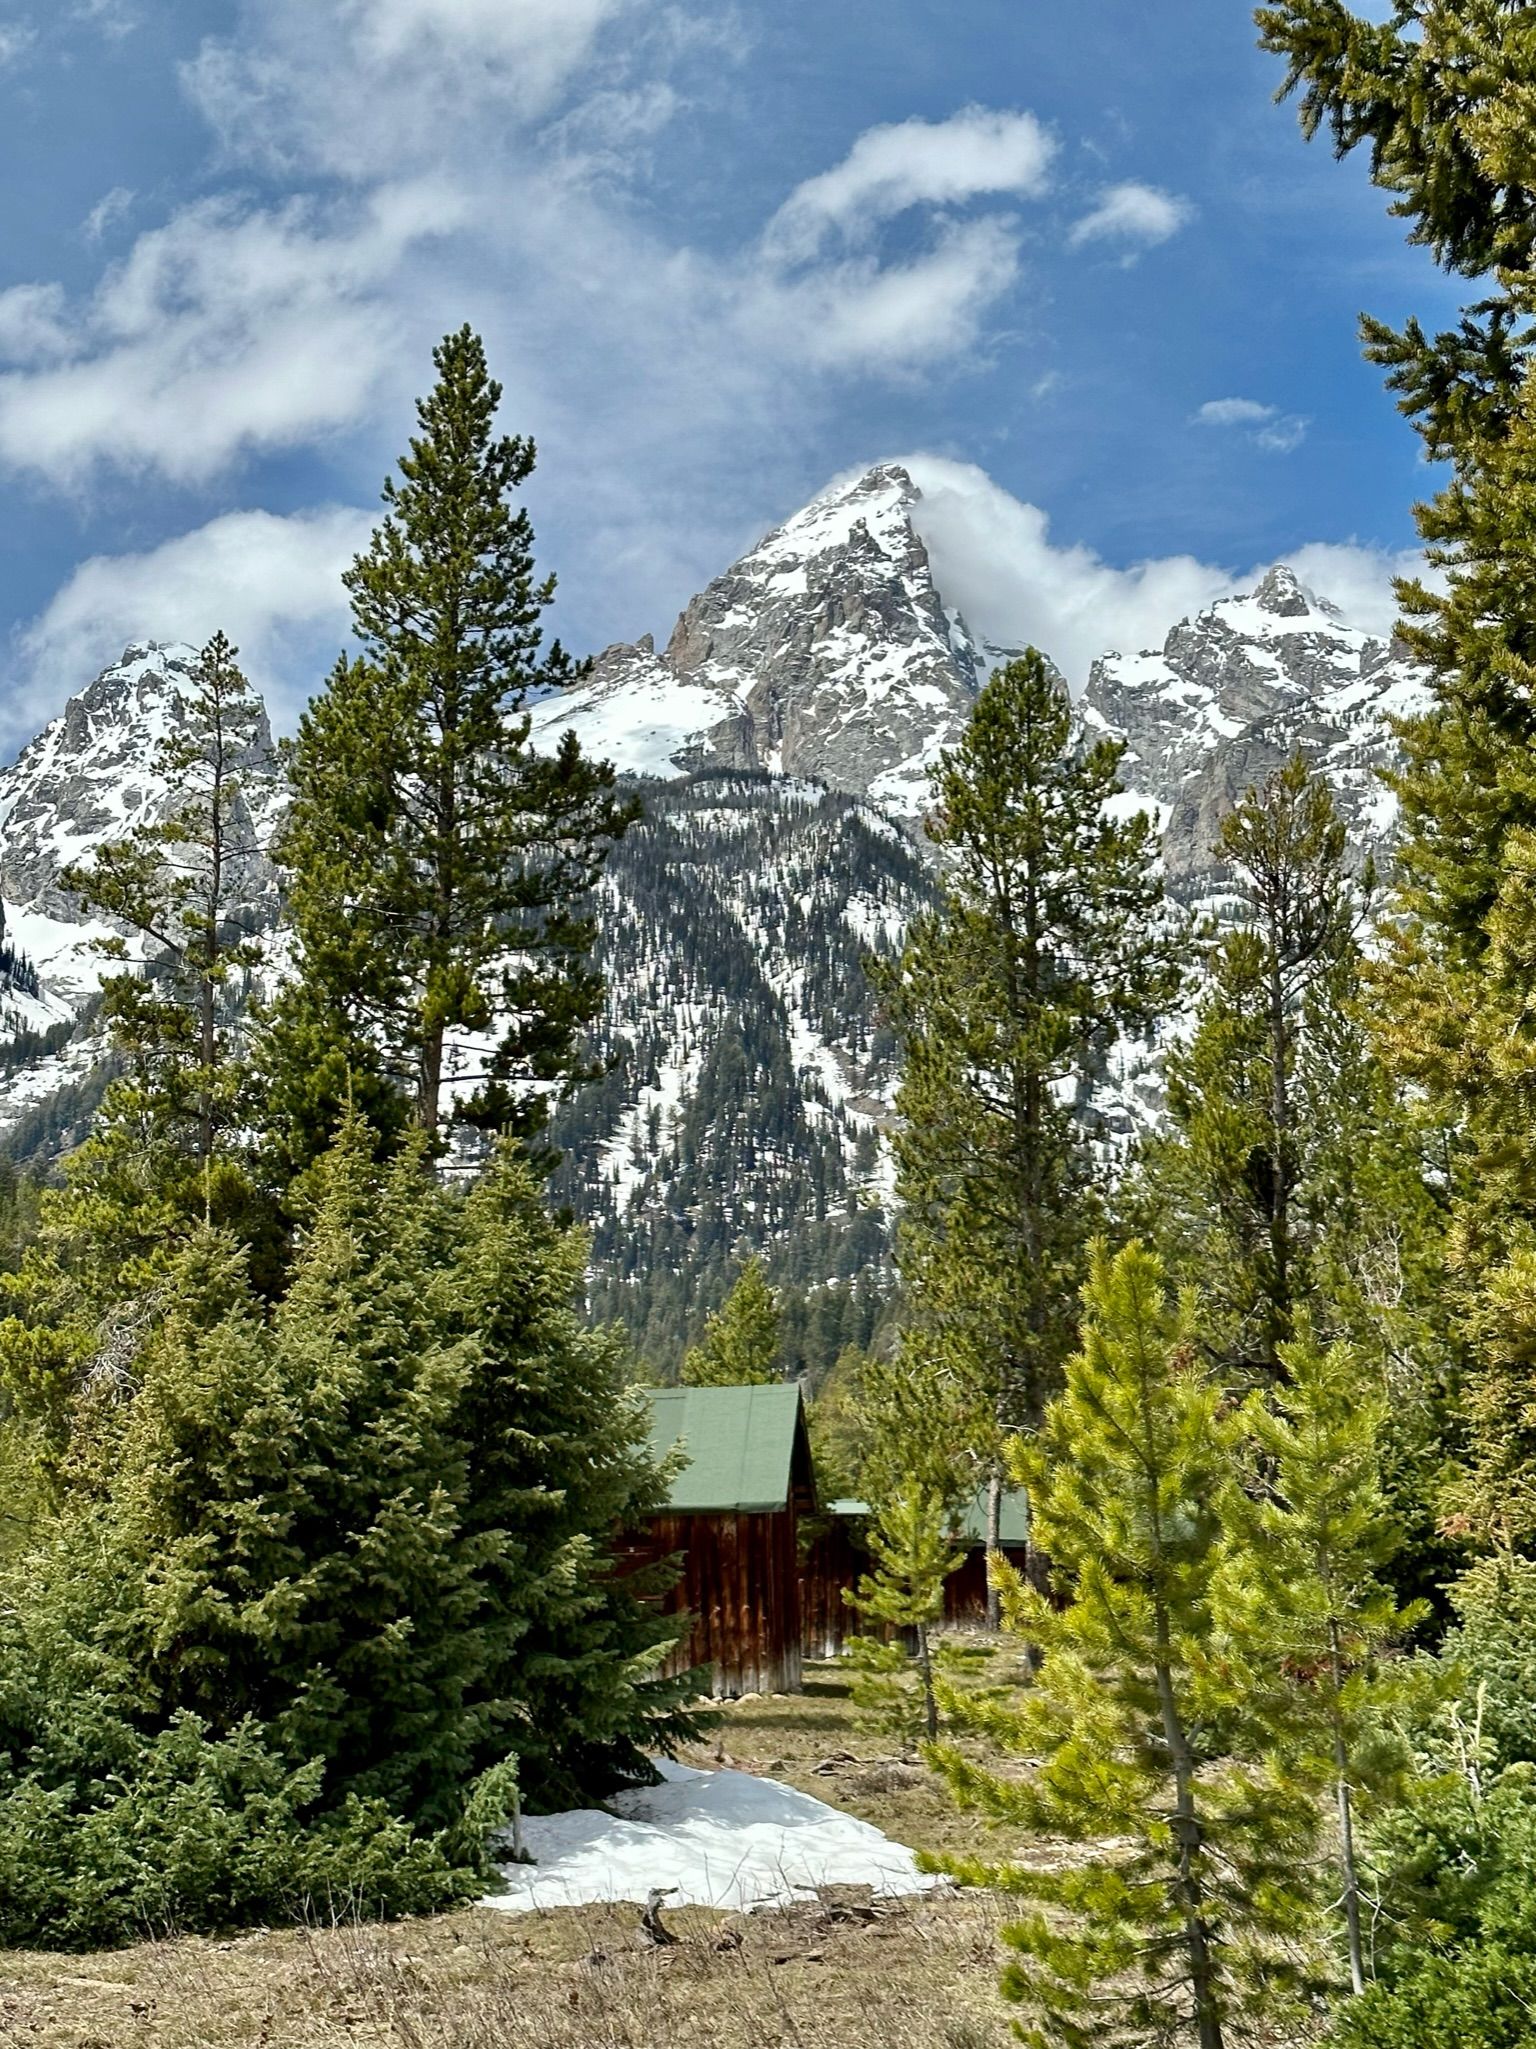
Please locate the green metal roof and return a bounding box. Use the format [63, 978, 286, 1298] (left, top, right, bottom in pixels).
[827, 1485, 1030, 1547]
[646, 1383, 813, 1513]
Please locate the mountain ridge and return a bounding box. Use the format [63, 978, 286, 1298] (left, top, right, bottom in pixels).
[0, 466, 1428, 1364]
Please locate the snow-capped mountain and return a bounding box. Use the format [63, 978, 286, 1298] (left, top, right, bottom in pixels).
[0, 642, 284, 1002]
[532, 467, 1424, 891]
[0, 471, 1429, 1368]
[0, 642, 286, 1157]
[1079, 564, 1427, 890]
[531, 464, 1000, 815]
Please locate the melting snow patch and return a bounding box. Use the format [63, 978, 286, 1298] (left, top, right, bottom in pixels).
[484, 1760, 942, 1914]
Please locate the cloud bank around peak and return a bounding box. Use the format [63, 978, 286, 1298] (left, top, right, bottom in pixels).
[896, 454, 1420, 685]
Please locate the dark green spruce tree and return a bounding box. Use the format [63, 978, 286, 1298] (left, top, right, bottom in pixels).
[260, 326, 637, 1171]
[881, 652, 1179, 1618]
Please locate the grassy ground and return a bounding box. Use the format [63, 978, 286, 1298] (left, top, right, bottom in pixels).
[0, 1660, 1031, 2049]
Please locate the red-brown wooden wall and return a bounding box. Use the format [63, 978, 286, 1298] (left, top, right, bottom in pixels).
[633, 1508, 804, 1698]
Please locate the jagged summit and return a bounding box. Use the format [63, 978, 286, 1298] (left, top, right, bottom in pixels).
[1249, 562, 1333, 620]
[1079, 567, 1426, 888]
[531, 463, 985, 813]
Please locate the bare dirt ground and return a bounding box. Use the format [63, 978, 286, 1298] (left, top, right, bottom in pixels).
[0, 1661, 1031, 2049]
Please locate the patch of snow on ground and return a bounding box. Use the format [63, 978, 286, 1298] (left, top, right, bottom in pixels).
[486, 1760, 942, 1914]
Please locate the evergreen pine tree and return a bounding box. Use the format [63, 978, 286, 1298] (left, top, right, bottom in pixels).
[259, 327, 637, 1170]
[882, 652, 1178, 1616]
[0, 636, 279, 1464]
[1142, 757, 1358, 1376]
[679, 1257, 780, 1385]
[932, 1242, 1318, 2049]
[62, 632, 272, 1181]
[844, 1485, 965, 1744]
[1240, 1330, 1426, 1996]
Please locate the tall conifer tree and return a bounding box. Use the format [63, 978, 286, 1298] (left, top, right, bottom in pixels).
[1256, 2, 1536, 1539]
[261, 327, 636, 1169]
[882, 652, 1178, 1613]
[933, 1243, 1318, 2049]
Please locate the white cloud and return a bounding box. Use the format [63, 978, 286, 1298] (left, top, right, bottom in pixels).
[894, 454, 1416, 684]
[75, 0, 137, 37]
[82, 185, 135, 242]
[0, 284, 72, 365]
[1195, 395, 1310, 454]
[764, 107, 1055, 263]
[0, 180, 466, 486]
[1070, 181, 1192, 250]
[1195, 397, 1273, 427]
[185, 0, 641, 179]
[0, 20, 34, 67]
[11, 505, 375, 743]
[747, 217, 1024, 374]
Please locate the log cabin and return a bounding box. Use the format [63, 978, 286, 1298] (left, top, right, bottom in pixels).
[637, 1382, 817, 1698]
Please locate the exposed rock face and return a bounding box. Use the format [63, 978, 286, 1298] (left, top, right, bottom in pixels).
[531, 464, 986, 814]
[1078, 565, 1427, 892]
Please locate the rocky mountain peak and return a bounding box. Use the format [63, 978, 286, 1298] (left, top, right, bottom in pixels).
[1251, 563, 1319, 618]
[531, 463, 982, 813]
[1080, 574, 1426, 891]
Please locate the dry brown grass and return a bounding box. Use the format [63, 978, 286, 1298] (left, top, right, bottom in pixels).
[0, 1661, 1029, 2049]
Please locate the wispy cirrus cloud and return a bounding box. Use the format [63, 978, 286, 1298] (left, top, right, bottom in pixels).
[0, 19, 34, 68]
[0, 180, 466, 487]
[763, 106, 1056, 261]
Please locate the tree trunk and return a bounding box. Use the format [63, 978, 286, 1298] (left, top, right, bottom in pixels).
[1330, 1621, 1366, 1996]
[916, 1619, 938, 1742]
[418, 1028, 444, 1140]
[1155, 1649, 1223, 2049]
[985, 1465, 1004, 1632]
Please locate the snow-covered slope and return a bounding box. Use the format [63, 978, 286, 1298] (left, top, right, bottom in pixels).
[0, 641, 284, 1000]
[0, 492, 1430, 1364]
[548, 774, 929, 1362]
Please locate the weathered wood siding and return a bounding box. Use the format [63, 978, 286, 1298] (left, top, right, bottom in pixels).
[800, 1531, 1034, 1655]
[638, 1508, 804, 1698]
[941, 1547, 1029, 1626]
[800, 1516, 865, 1658]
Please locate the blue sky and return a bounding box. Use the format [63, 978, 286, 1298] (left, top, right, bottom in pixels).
[0, 0, 1457, 745]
